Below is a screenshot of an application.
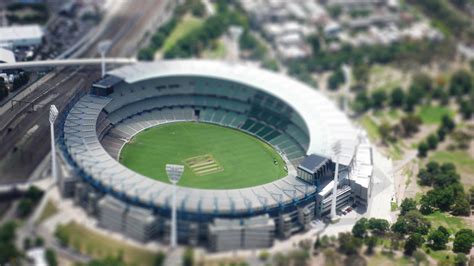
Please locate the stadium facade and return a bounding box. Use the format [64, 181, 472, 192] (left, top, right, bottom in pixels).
[56, 60, 373, 251]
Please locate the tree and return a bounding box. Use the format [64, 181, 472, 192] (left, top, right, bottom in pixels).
[426, 134, 439, 150]
[327, 5, 342, 18]
[418, 142, 429, 157]
[35, 236, 44, 247]
[390, 87, 405, 107]
[17, 198, 33, 218]
[288, 249, 310, 266]
[412, 73, 433, 93]
[365, 236, 377, 255]
[452, 196, 470, 216]
[404, 233, 424, 255]
[138, 48, 155, 61]
[453, 229, 474, 253]
[258, 251, 269, 262]
[273, 252, 289, 266]
[26, 186, 43, 201]
[400, 198, 417, 215]
[45, 248, 57, 266]
[55, 225, 69, 247]
[437, 127, 447, 141]
[399, 115, 421, 137]
[441, 115, 455, 132]
[367, 218, 389, 235]
[353, 64, 370, 87]
[449, 70, 472, 96]
[182, 247, 194, 266]
[328, 67, 345, 90]
[378, 122, 393, 144]
[352, 218, 368, 238]
[353, 91, 371, 113]
[338, 232, 362, 255]
[427, 229, 448, 250]
[371, 90, 387, 109]
[454, 253, 468, 266]
[262, 58, 279, 72]
[0, 222, 19, 265]
[392, 210, 431, 236]
[438, 226, 449, 239]
[23, 237, 31, 250]
[153, 252, 165, 266]
[459, 100, 473, 120]
[307, 34, 320, 54]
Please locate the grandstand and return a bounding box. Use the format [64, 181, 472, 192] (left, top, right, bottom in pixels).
[57, 60, 373, 251]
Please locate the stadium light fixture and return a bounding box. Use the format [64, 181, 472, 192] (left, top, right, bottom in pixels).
[49, 105, 59, 185]
[98, 40, 112, 78]
[166, 164, 184, 249]
[330, 141, 342, 220]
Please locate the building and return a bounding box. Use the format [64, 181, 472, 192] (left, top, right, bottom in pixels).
[57, 60, 375, 251]
[0, 48, 16, 64]
[0, 25, 44, 48]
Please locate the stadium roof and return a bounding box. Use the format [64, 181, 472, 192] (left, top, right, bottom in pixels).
[109, 60, 358, 158]
[298, 154, 329, 174]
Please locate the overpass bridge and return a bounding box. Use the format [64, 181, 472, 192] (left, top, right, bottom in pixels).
[0, 58, 137, 70]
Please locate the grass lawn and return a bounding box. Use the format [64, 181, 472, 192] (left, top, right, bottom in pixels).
[429, 150, 474, 186]
[120, 122, 287, 189]
[416, 105, 453, 124]
[360, 115, 380, 142]
[37, 200, 58, 224]
[57, 222, 160, 265]
[425, 211, 467, 234]
[367, 253, 413, 266]
[426, 249, 454, 265]
[161, 15, 204, 52]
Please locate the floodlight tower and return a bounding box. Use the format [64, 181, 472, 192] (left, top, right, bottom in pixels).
[342, 64, 351, 113]
[229, 26, 243, 62]
[166, 164, 184, 249]
[98, 40, 112, 78]
[330, 141, 342, 220]
[49, 105, 59, 185]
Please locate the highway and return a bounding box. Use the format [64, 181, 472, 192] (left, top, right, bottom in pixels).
[0, 0, 173, 183]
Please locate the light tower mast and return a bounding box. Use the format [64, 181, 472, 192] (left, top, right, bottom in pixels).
[330, 141, 342, 220]
[166, 164, 184, 249]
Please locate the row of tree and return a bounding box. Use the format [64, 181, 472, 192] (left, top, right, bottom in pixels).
[417, 162, 471, 216]
[289, 38, 455, 80]
[417, 115, 456, 157]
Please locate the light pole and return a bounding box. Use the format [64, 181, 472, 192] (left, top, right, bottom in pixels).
[342, 64, 351, 113]
[97, 40, 112, 78]
[49, 105, 59, 185]
[330, 141, 341, 221]
[229, 26, 243, 62]
[166, 164, 184, 249]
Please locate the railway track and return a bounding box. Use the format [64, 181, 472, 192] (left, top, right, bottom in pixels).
[0, 0, 170, 182]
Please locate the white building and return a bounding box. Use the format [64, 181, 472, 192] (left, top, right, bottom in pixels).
[0, 25, 44, 48]
[0, 48, 16, 64]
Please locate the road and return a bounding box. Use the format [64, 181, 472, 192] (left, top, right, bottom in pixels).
[0, 0, 172, 183]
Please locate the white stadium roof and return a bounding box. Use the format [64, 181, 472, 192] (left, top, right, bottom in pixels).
[109, 60, 357, 158]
